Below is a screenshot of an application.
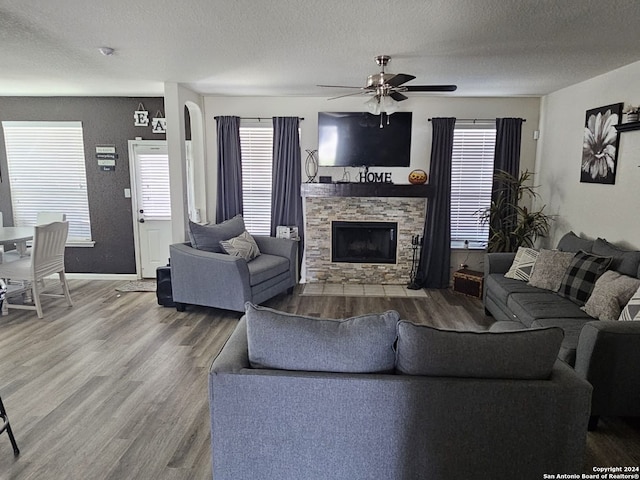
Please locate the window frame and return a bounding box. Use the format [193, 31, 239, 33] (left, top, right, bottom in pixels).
[1, 120, 93, 246]
[450, 121, 496, 250]
[239, 121, 273, 236]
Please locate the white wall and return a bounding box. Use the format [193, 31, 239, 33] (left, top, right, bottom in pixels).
[164, 82, 206, 242]
[536, 60, 640, 250]
[204, 95, 541, 216]
[202, 95, 540, 279]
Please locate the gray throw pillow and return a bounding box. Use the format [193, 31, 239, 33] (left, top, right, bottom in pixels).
[582, 270, 640, 321]
[395, 321, 563, 379]
[245, 303, 399, 373]
[188, 215, 245, 253]
[558, 250, 612, 306]
[527, 249, 575, 292]
[591, 238, 640, 278]
[556, 231, 594, 253]
[220, 230, 261, 261]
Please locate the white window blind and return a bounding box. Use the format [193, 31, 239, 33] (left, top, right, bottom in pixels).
[135, 148, 171, 219]
[450, 124, 496, 248]
[2, 121, 92, 242]
[239, 123, 273, 236]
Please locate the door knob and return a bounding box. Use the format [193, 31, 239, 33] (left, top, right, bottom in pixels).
[139, 218, 145, 223]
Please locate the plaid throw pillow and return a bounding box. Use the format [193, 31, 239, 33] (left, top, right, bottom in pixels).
[558, 250, 612, 306]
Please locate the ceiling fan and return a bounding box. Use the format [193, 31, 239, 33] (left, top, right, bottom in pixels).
[318, 55, 457, 116]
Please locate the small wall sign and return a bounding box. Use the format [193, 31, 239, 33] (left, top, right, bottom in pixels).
[96, 145, 116, 171]
[134, 102, 149, 126]
[358, 170, 392, 183]
[152, 110, 166, 134]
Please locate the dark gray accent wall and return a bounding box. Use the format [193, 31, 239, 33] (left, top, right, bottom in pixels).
[0, 97, 165, 274]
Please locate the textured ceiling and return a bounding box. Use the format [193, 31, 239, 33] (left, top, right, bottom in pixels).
[2, 0, 640, 97]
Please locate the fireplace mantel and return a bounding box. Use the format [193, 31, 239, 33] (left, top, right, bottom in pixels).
[300, 183, 433, 198]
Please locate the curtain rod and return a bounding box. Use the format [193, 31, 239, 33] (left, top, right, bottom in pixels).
[241, 117, 305, 121]
[428, 118, 526, 122]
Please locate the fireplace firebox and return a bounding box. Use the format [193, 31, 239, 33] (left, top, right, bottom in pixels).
[331, 221, 397, 264]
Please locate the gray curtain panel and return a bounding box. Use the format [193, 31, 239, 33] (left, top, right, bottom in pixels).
[271, 117, 303, 270]
[415, 117, 456, 289]
[215, 116, 244, 223]
[491, 117, 524, 248]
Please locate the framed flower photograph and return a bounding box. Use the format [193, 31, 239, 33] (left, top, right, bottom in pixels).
[581, 102, 623, 184]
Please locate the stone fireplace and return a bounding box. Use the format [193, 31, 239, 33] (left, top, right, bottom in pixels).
[302, 185, 429, 284]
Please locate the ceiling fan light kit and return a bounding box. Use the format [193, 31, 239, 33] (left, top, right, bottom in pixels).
[319, 54, 457, 125]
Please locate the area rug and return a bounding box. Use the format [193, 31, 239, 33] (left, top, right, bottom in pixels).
[300, 283, 427, 298]
[115, 281, 157, 293]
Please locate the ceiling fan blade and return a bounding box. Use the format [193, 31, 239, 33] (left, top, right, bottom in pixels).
[327, 91, 370, 100]
[386, 73, 416, 88]
[405, 85, 458, 92]
[317, 84, 364, 89]
[389, 91, 408, 101]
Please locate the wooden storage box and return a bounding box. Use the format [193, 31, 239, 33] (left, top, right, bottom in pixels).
[453, 269, 484, 298]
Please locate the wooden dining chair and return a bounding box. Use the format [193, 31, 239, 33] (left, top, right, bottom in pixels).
[0, 221, 72, 319]
[0, 397, 19, 456]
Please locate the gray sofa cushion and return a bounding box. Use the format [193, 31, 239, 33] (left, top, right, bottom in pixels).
[556, 231, 594, 253]
[188, 215, 245, 253]
[396, 321, 563, 379]
[507, 292, 591, 327]
[592, 237, 640, 278]
[246, 253, 289, 286]
[485, 273, 542, 306]
[531, 318, 591, 367]
[245, 303, 399, 373]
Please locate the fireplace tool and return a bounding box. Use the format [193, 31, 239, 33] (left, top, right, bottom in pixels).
[407, 234, 422, 290]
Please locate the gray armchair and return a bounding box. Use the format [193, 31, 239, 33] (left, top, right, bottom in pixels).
[169, 236, 297, 312]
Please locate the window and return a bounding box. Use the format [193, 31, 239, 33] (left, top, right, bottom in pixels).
[239, 122, 273, 236]
[450, 123, 496, 248]
[2, 121, 92, 244]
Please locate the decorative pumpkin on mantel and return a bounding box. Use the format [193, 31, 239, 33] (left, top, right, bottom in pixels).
[408, 169, 428, 184]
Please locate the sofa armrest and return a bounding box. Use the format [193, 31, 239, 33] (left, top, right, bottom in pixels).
[210, 317, 250, 374]
[575, 320, 640, 416]
[169, 243, 252, 308]
[254, 236, 297, 261]
[484, 252, 516, 276]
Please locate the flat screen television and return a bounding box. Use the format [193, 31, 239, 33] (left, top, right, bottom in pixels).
[317, 112, 412, 167]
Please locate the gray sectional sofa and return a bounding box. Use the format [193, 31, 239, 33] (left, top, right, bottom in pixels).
[209, 304, 592, 480]
[484, 232, 640, 428]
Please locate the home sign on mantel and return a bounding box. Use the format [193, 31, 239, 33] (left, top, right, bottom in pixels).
[358, 169, 393, 183]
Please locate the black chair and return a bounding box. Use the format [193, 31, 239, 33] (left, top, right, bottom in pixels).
[0, 397, 19, 456]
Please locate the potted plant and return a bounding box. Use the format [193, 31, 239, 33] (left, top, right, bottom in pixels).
[623, 104, 639, 122]
[479, 169, 554, 253]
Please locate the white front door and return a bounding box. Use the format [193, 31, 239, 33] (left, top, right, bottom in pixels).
[129, 140, 172, 278]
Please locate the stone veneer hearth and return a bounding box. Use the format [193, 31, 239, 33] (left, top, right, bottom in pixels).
[304, 196, 427, 284]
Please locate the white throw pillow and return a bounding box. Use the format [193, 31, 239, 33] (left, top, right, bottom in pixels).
[505, 247, 539, 282]
[619, 285, 640, 321]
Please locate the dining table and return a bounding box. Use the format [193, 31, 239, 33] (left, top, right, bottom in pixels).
[0, 226, 34, 259]
[0, 226, 34, 315]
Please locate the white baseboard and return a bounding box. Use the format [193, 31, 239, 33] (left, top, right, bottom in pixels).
[62, 273, 140, 281]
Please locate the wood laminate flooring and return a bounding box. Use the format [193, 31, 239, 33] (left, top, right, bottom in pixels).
[0, 281, 636, 479]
